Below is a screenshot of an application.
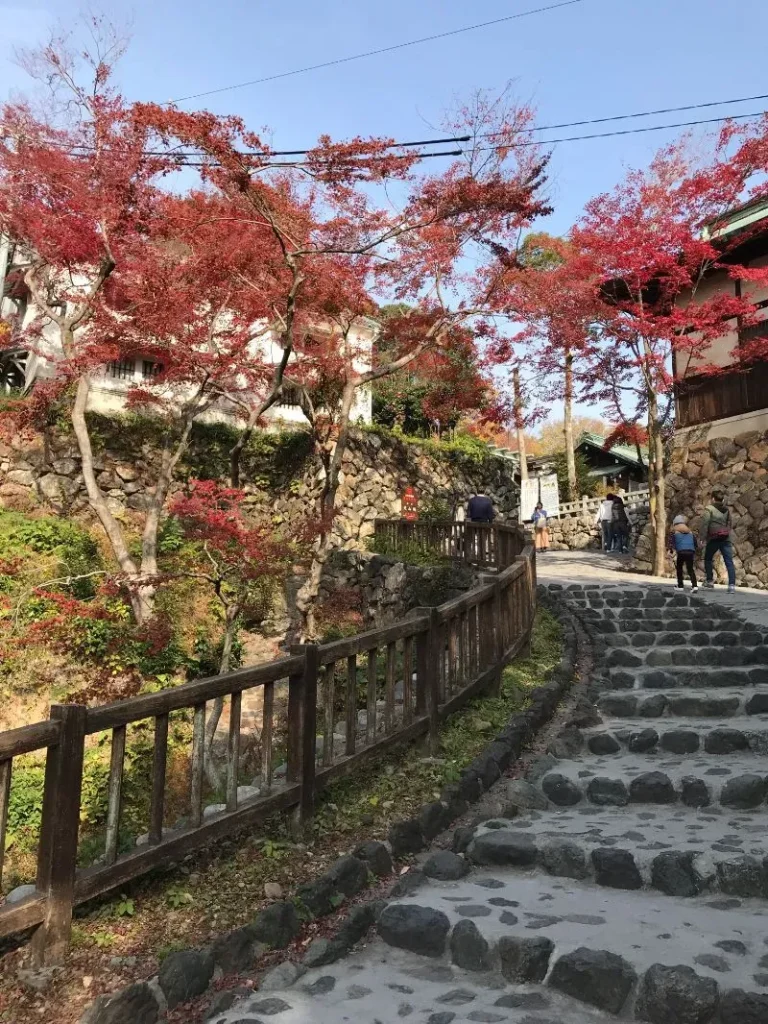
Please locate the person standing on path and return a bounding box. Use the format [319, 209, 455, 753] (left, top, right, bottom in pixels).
[467, 492, 494, 523]
[668, 514, 698, 592]
[532, 501, 550, 553]
[611, 495, 630, 553]
[700, 489, 736, 593]
[595, 493, 616, 552]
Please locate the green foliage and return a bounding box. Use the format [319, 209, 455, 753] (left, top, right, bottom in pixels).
[189, 626, 244, 678]
[367, 535, 448, 568]
[552, 448, 598, 501]
[0, 508, 101, 599]
[419, 497, 452, 522]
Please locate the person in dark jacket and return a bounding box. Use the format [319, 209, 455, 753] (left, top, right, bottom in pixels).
[467, 492, 494, 523]
[668, 514, 698, 592]
[700, 490, 736, 592]
[611, 496, 630, 553]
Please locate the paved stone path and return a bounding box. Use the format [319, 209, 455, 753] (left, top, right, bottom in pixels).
[210, 566, 768, 1023]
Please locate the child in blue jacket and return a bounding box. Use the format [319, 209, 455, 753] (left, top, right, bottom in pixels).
[668, 514, 698, 592]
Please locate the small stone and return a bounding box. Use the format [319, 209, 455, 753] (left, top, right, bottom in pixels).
[588, 733, 621, 755]
[474, 878, 505, 889]
[630, 772, 677, 804]
[457, 905, 492, 918]
[450, 920, 492, 972]
[422, 851, 469, 881]
[549, 726, 585, 758]
[427, 1014, 456, 1024]
[466, 1014, 506, 1023]
[378, 905, 450, 958]
[304, 975, 336, 995]
[391, 869, 426, 897]
[250, 997, 293, 1014]
[705, 729, 749, 754]
[721, 775, 767, 810]
[204, 986, 251, 1019]
[588, 777, 629, 806]
[660, 730, 700, 754]
[717, 856, 767, 898]
[719, 988, 768, 1024]
[452, 827, 476, 854]
[158, 949, 214, 1009]
[651, 851, 701, 898]
[694, 954, 731, 973]
[637, 964, 719, 1024]
[352, 840, 393, 878]
[251, 901, 300, 949]
[592, 848, 643, 890]
[389, 819, 426, 859]
[541, 773, 582, 806]
[495, 993, 550, 1009]
[80, 983, 160, 1024]
[504, 779, 550, 810]
[498, 935, 554, 983]
[264, 882, 283, 900]
[715, 940, 748, 956]
[682, 777, 711, 808]
[398, 1002, 414, 1017]
[629, 728, 659, 753]
[346, 985, 372, 1000]
[436, 988, 477, 1005]
[540, 838, 588, 879]
[549, 947, 637, 1014]
[210, 926, 262, 973]
[500, 911, 519, 925]
[6, 884, 37, 905]
[260, 962, 304, 991]
[467, 831, 537, 867]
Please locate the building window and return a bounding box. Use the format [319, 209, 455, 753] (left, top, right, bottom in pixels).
[279, 384, 303, 407]
[107, 358, 136, 380]
[142, 360, 163, 379]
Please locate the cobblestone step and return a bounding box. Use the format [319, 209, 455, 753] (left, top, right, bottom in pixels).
[597, 686, 768, 718]
[608, 665, 768, 689]
[605, 646, 768, 668]
[465, 812, 768, 897]
[539, 753, 768, 810]
[602, 630, 768, 648]
[214, 938, 618, 1024]
[583, 717, 768, 755]
[589, 617, 746, 635]
[376, 869, 768, 1020]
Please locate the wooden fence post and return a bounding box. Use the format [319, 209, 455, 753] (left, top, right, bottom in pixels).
[288, 645, 318, 833]
[31, 704, 86, 965]
[413, 608, 440, 754]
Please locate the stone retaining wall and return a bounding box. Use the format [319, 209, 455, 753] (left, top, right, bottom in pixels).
[0, 424, 518, 551]
[633, 427, 768, 586]
[544, 504, 650, 553]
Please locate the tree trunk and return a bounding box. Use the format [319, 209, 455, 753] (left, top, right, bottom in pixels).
[647, 398, 667, 577]
[204, 603, 240, 790]
[70, 373, 146, 622]
[563, 347, 577, 500]
[512, 366, 528, 481]
[296, 381, 357, 639]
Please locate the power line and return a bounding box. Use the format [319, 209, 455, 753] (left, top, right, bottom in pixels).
[170, 0, 591, 104]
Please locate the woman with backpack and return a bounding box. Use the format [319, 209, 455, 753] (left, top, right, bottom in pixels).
[532, 501, 550, 553]
[611, 495, 631, 553]
[700, 489, 736, 593]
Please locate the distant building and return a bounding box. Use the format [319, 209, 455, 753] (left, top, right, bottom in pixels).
[0, 249, 377, 427]
[674, 198, 768, 441]
[525, 432, 648, 495]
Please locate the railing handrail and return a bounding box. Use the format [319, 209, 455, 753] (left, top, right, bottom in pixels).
[0, 519, 536, 964]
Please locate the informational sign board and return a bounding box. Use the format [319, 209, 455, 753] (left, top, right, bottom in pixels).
[402, 486, 419, 521]
[519, 479, 540, 523]
[539, 474, 560, 519]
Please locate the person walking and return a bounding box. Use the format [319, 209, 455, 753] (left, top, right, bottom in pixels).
[611, 495, 630, 553]
[532, 501, 550, 553]
[700, 490, 736, 593]
[595, 493, 616, 552]
[467, 492, 494, 523]
[668, 514, 698, 592]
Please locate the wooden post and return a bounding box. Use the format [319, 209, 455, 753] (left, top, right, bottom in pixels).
[288, 645, 318, 831]
[413, 608, 440, 754]
[490, 580, 504, 696]
[32, 704, 86, 965]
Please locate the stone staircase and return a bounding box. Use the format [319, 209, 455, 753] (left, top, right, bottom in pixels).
[212, 582, 768, 1024]
[369, 584, 768, 1022]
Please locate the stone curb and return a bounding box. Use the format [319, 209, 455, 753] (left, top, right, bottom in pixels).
[79, 594, 580, 1024]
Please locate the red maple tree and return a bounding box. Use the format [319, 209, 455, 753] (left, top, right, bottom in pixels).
[573, 132, 768, 573]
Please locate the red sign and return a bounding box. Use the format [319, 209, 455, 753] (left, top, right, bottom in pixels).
[402, 486, 419, 521]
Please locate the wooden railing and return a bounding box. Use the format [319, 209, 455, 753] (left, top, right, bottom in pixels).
[548, 488, 650, 520]
[372, 518, 528, 570]
[0, 523, 535, 964]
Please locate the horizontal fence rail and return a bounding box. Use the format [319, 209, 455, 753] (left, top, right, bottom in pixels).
[545, 488, 650, 520]
[0, 522, 535, 964]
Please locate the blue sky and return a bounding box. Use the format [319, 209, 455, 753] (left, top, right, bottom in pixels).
[3, 0, 767, 425]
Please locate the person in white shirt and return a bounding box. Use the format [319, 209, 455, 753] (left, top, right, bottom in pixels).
[595, 493, 617, 552]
